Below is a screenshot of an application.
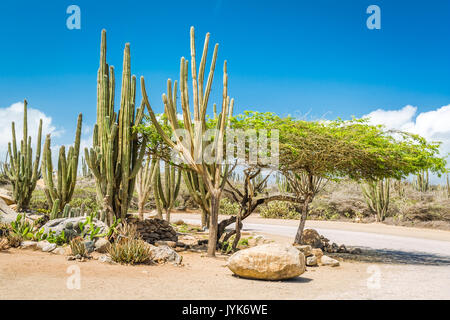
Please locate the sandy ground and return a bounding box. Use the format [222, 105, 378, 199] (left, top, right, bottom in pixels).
[1, 245, 449, 299]
[1, 213, 450, 300]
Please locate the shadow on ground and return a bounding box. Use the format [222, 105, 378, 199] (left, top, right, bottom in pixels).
[331, 247, 450, 266]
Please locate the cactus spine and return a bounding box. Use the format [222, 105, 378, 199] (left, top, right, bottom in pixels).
[3, 100, 42, 211]
[42, 113, 82, 211]
[84, 30, 146, 225]
[361, 178, 390, 222]
[136, 155, 157, 220]
[153, 160, 181, 222]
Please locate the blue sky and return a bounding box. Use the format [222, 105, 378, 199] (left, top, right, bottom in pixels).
[0, 0, 449, 170]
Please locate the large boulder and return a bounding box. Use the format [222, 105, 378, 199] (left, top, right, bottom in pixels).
[227, 243, 305, 281]
[0, 198, 18, 224]
[41, 217, 108, 239]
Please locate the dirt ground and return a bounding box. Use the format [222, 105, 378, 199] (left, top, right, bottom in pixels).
[1, 243, 449, 300]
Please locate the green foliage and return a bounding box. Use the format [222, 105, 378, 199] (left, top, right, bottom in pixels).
[10, 214, 34, 239]
[108, 238, 152, 265]
[219, 198, 239, 215]
[259, 201, 299, 219]
[3, 100, 42, 211]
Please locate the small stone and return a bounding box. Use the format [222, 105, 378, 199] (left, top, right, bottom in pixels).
[94, 238, 111, 253]
[36, 240, 50, 250]
[349, 247, 362, 255]
[20, 241, 38, 250]
[67, 256, 76, 261]
[338, 244, 347, 253]
[321, 255, 340, 267]
[42, 243, 57, 252]
[84, 241, 95, 253]
[306, 255, 318, 266]
[52, 247, 66, 255]
[155, 240, 177, 248]
[98, 255, 113, 263]
[293, 244, 312, 257]
[311, 248, 323, 262]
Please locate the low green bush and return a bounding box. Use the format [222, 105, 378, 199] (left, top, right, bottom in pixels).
[219, 198, 239, 215]
[259, 201, 299, 219]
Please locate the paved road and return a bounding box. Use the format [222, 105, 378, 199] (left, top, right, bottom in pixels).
[175, 213, 450, 265]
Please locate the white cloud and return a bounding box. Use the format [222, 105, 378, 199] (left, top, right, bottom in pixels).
[364, 104, 450, 158]
[364, 104, 450, 182]
[0, 101, 60, 159]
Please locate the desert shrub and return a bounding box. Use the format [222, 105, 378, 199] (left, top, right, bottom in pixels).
[219, 198, 239, 215]
[69, 187, 100, 212]
[113, 222, 140, 241]
[259, 201, 299, 219]
[29, 189, 49, 211]
[70, 237, 87, 257]
[0, 237, 8, 250]
[6, 233, 22, 247]
[108, 238, 152, 265]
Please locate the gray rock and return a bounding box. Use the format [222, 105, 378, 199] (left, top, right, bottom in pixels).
[0, 198, 18, 224]
[20, 241, 38, 250]
[294, 244, 312, 257]
[94, 238, 111, 253]
[98, 255, 113, 263]
[42, 243, 57, 252]
[349, 247, 362, 255]
[84, 241, 95, 253]
[155, 240, 176, 248]
[41, 216, 108, 239]
[149, 245, 183, 265]
[321, 255, 340, 267]
[52, 247, 66, 255]
[37, 240, 51, 250]
[306, 255, 318, 266]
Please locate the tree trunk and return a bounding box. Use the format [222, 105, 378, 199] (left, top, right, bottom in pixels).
[207, 195, 220, 257]
[201, 207, 209, 229]
[166, 208, 171, 223]
[294, 197, 310, 244]
[138, 201, 144, 220]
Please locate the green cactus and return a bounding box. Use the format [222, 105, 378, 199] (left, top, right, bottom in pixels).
[154, 160, 181, 222]
[3, 100, 43, 211]
[446, 172, 449, 199]
[361, 178, 390, 222]
[182, 169, 211, 228]
[135, 155, 157, 220]
[41, 113, 82, 211]
[84, 30, 147, 225]
[414, 169, 429, 192]
[81, 156, 92, 178]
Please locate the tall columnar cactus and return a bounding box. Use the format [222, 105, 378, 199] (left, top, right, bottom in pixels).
[84, 30, 146, 225]
[136, 155, 157, 220]
[446, 173, 450, 199]
[41, 113, 82, 211]
[142, 27, 234, 256]
[3, 100, 43, 211]
[153, 160, 181, 222]
[81, 156, 92, 178]
[361, 178, 390, 222]
[414, 169, 429, 192]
